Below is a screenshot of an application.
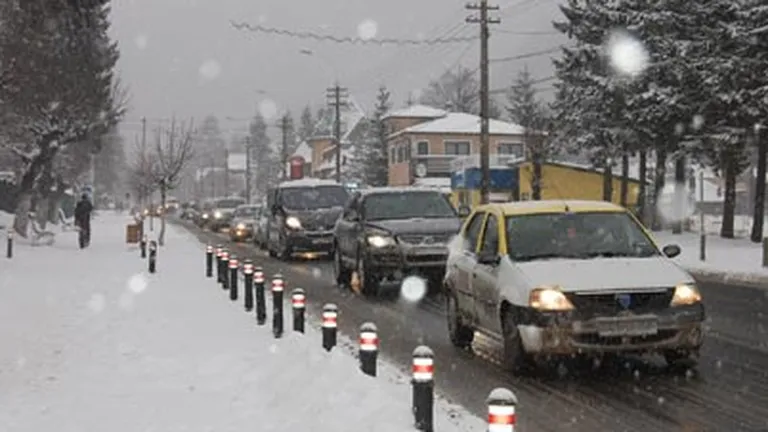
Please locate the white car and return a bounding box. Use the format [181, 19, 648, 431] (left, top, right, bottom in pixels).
[444, 200, 705, 374]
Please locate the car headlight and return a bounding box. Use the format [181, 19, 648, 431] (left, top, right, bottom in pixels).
[670, 283, 701, 306]
[285, 216, 301, 229]
[202, 213, 209, 219]
[236, 223, 246, 230]
[529, 287, 574, 311]
[214, 211, 222, 219]
[367, 234, 395, 248]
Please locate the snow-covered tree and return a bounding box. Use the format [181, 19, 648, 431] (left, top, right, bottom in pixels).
[420, 66, 479, 113]
[506, 66, 553, 200]
[298, 105, 315, 142]
[351, 85, 391, 186]
[249, 113, 277, 194]
[0, 0, 124, 236]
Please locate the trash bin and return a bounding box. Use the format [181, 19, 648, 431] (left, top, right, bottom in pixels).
[126, 223, 140, 243]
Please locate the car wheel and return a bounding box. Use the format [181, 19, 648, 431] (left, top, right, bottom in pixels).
[356, 255, 379, 297]
[333, 245, 351, 287]
[446, 292, 474, 349]
[501, 308, 533, 375]
[277, 236, 292, 261]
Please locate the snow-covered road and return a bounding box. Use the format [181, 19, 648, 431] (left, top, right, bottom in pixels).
[0, 213, 484, 432]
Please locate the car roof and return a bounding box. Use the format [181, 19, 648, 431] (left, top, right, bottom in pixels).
[235, 204, 261, 209]
[277, 178, 341, 188]
[476, 200, 627, 216]
[358, 186, 444, 196]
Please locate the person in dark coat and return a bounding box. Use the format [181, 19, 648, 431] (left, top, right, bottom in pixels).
[74, 194, 93, 246]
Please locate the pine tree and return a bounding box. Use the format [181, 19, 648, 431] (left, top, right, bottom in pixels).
[298, 105, 314, 142]
[506, 66, 552, 200]
[249, 112, 276, 194]
[352, 85, 391, 186]
[746, 0, 768, 241]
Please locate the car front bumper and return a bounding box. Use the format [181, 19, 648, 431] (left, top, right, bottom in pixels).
[230, 227, 253, 240]
[285, 230, 334, 252]
[517, 303, 705, 355]
[364, 245, 448, 278]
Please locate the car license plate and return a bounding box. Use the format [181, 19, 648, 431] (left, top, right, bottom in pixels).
[312, 238, 331, 244]
[414, 247, 446, 255]
[595, 316, 658, 337]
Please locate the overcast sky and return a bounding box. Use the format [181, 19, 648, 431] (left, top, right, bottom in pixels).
[110, 0, 566, 142]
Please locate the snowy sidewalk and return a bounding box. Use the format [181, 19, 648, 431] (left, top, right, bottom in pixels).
[652, 230, 768, 287]
[0, 212, 484, 432]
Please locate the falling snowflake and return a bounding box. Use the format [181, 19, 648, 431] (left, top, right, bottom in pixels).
[134, 34, 148, 50]
[259, 99, 279, 120]
[357, 19, 378, 41]
[400, 275, 427, 303]
[606, 30, 648, 77]
[198, 59, 222, 80]
[127, 273, 148, 293]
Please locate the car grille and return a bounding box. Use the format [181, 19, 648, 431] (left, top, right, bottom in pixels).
[565, 289, 674, 318]
[302, 220, 335, 231]
[398, 233, 453, 246]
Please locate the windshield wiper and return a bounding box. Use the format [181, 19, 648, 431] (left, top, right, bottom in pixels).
[512, 252, 574, 262]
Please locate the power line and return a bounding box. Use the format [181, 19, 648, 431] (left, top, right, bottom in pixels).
[490, 46, 563, 63]
[495, 29, 557, 35]
[230, 21, 478, 46]
[489, 75, 556, 94]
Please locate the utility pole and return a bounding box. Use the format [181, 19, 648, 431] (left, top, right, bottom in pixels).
[467, 0, 499, 204]
[140, 116, 147, 206]
[279, 114, 293, 180]
[245, 136, 253, 203]
[326, 83, 348, 182]
[223, 148, 229, 197]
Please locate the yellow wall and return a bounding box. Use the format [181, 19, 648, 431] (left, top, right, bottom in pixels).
[518, 162, 640, 207]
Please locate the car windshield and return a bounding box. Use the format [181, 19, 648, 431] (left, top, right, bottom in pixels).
[506, 211, 660, 261]
[216, 199, 245, 209]
[363, 191, 457, 221]
[234, 206, 260, 217]
[280, 186, 349, 210]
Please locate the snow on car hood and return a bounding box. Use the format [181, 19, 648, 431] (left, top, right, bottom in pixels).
[515, 257, 694, 292]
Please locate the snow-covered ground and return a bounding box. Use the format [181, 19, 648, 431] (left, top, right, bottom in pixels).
[652, 229, 768, 285]
[0, 212, 485, 432]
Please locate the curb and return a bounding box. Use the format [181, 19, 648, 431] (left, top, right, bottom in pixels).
[686, 268, 768, 291]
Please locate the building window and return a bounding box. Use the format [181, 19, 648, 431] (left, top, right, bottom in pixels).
[416, 141, 429, 155]
[397, 145, 405, 163]
[497, 142, 524, 157]
[444, 141, 470, 155]
[390, 148, 396, 164]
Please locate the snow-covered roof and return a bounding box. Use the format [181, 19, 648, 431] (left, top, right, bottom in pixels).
[278, 178, 341, 188]
[383, 104, 447, 120]
[393, 113, 525, 137]
[290, 140, 312, 160]
[313, 96, 367, 143]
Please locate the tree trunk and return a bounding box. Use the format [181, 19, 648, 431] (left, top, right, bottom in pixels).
[651, 148, 668, 231]
[620, 152, 629, 207]
[672, 154, 686, 234]
[158, 182, 167, 246]
[721, 150, 737, 239]
[531, 151, 543, 200]
[638, 150, 647, 224]
[602, 161, 614, 202]
[751, 130, 766, 243]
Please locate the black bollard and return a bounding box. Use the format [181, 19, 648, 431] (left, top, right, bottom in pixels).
[358, 322, 378, 377]
[140, 234, 147, 258]
[228, 255, 239, 301]
[220, 250, 229, 290]
[6, 229, 12, 259]
[148, 240, 157, 273]
[205, 245, 213, 277]
[321, 303, 337, 351]
[271, 274, 284, 338]
[486, 388, 517, 432]
[243, 260, 254, 311]
[291, 288, 306, 333]
[215, 246, 223, 284]
[254, 267, 266, 325]
[412, 346, 435, 431]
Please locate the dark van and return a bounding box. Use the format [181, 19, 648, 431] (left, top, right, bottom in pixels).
[265, 179, 350, 260]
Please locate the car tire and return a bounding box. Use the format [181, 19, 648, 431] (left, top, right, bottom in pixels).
[446, 292, 474, 349]
[356, 255, 379, 297]
[333, 245, 351, 287]
[277, 235, 292, 261]
[501, 308, 533, 375]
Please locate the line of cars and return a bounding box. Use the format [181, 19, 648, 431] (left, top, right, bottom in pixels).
[183, 179, 706, 374]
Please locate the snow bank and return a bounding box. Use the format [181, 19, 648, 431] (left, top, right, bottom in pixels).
[0, 212, 485, 432]
[652, 230, 768, 286]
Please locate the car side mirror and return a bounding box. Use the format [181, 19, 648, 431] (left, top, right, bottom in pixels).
[478, 251, 500, 265]
[662, 244, 681, 258]
[457, 205, 471, 218]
